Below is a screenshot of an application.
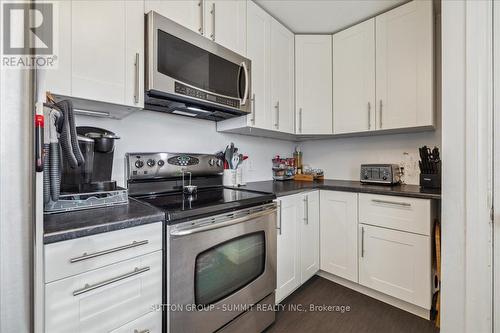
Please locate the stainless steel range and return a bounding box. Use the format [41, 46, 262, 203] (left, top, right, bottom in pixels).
[126, 152, 277, 333]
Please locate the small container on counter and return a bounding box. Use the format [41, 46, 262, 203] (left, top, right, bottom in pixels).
[223, 169, 237, 186]
[272, 156, 295, 181]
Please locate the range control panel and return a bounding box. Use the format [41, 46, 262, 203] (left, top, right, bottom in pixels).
[360, 164, 401, 185]
[126, 152, 223, 180]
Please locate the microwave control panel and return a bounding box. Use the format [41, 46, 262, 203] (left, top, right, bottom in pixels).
[175, 82, 240, 109]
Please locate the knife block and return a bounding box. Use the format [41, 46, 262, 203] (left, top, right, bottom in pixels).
[420, 174, 441, 189]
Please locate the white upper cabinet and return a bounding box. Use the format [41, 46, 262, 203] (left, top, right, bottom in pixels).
[204, 0, 247, 55]
[218, 1, 295, 135]
[333, 19, 376, 134]
[145, 0, 204, 35]
[270, 18, 295, 134]
[44, 0, 71, 97]
[295, 35, 333, 135]
[375, 0, 434, 130]
[146, 0, 246, 55]
[246, 0, 272, 129]
[320, 191, 358, 283]
[45, 0, 144, 108]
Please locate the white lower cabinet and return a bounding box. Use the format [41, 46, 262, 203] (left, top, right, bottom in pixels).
[300, 191, 320, 283]
[318, 190, 433, 312]
[358, 224, 431, 309]
[45, 250, 162, 333]
[319, 191, 358, 282]
[276, 194, 301, 302]
[110, 311, 162, 333]
[276, 191, 320, 303]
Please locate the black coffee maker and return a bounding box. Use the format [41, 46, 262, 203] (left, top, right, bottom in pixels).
[61, 127, 120, 193]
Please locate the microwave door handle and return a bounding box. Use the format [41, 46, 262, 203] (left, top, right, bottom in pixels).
[239, 62, 249, 106]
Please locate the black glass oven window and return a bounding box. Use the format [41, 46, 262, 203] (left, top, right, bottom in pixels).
[157, 30, 240, 97]
[194, 232, 265, 306]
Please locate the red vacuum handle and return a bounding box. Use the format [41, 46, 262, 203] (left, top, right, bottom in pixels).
[35, 114, 44, 172]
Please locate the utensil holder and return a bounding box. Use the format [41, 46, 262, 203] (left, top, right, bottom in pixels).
[236, 167, 245, 186]
[223, 169, 237, 187]
[420, 173, 441, 189]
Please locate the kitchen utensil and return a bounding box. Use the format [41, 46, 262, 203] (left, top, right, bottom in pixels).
[232, 154, 240, 170]
[225, 146, 232, 169]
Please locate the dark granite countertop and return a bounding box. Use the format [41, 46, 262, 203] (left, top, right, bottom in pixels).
[44, 197, 165, 244]
[232, 179, 441, 200]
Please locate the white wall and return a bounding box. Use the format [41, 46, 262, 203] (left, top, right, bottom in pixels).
[300, 128, 441, 185]
[75, 111, 295, 186]
[441, 1, 493, 332]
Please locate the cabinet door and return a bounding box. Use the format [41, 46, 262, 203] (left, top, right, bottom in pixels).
[320, 191, 358, 282]
[145, 0, 203, 35]
[359, 224, 431, 309]
[246, 0, 271, 129]
[300, 191, 320, 283]
[375, 0, 434, 130]
[204, 0, 246, 55]
[276, 195, 301, 303]
[44, 0, 71, 96]
[110, 311, 162, 333]
[71, 1, 144, 107]
[295, 35, 333, 134]
[270, 18, 295, 134]
[125, 0, 145, 108]
[333, 19, 375, 134]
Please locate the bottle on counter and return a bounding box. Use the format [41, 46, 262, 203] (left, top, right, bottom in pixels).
[294, 146, 302, 175]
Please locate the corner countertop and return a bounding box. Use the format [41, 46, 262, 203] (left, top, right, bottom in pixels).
[231, 179, 441, 200]
[44, 197, 165, 244]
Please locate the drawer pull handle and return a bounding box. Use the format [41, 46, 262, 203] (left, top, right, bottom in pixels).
[371, 199, 411, 207]
[73, 266, 150, 296]
[70, 240, 149, 263]
[134, 330, 150, 333]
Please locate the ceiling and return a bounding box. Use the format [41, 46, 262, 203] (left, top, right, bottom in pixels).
[255, 0, 408, 34]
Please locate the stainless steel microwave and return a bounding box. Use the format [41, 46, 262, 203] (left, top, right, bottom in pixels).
[145, 11, 251, 121]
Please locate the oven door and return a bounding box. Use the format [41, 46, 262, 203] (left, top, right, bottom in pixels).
[146, 11, 251, 114]
[167, 204, 277, 333]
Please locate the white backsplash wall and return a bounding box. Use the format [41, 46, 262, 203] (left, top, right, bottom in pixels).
[75, 111, 294, 186]
[300, 128, 441, 185]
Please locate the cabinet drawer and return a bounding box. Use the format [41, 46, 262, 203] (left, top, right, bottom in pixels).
[45, 251, 162, 333]
[110, 311, 162, 333]
[358, 194, 432, 235]
[45, 222, 162, 283]
[359, 224, 431, 308]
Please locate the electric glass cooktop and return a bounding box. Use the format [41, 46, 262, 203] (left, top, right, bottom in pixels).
[137, 187, 275, 224]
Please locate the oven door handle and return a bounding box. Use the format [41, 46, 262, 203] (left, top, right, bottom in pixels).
[170, 206, 277, 237]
